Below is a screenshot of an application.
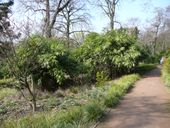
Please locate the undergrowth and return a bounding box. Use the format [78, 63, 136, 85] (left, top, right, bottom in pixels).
[1, 74, 140, 128]
[162, 57, 170, 87]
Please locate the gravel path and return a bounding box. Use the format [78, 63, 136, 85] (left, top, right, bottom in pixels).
[97, 68, 170, 128]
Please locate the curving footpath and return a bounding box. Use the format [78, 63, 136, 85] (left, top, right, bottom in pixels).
[97, 67, 170, 128]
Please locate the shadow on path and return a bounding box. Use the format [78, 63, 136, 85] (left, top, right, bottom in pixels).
[143, 67, 161, 77]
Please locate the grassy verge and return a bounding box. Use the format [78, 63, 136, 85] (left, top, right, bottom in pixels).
[162, 57, 170, 87]
[1, 74, 140, 128]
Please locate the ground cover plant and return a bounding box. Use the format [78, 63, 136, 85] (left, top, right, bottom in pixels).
[162, 51, 170, 87]
[1, 74, 140, 128]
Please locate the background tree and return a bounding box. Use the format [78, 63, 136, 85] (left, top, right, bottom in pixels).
[19, 0, 71, 38]
[97, 0, 120, 30]
[0, 0, 14, 76]
[56, 0, 90, 48]
[140, 6, 170, 58]
[150, 8, 164, 55]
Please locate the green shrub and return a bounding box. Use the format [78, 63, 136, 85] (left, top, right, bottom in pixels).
[76, 30, 141, 80]
[83, 102, 105, 122]
[96, 71, 108, 87]
[162, 57, 170, 87]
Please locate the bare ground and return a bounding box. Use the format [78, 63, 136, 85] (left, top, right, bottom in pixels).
[97, 67, 170, 128]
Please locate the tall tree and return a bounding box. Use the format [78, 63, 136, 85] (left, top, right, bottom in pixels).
[140, 5, 170, 55]
[97, 0, 120, 30]
[56, 0, 90, 48]
[20, 0, 71, 38]
[151, 8, 164, 55]
[0, 0, 14, 59]
[44, 0, 71, 37]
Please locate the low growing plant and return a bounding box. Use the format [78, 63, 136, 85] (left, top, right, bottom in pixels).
[1, 74, 140, 128]
[162, 57, 170, 87]
[0, 88, 17, 100]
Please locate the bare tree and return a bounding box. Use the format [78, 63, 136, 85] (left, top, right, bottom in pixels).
[72, 30, 86, 47]
[55, 0, 90, 48]
[44, 0, 72, 37]
[19, 0, 72, 38]
[151, 8, 165, 55]
[140, 6, 170, 55]
[97, 0, 120, 30]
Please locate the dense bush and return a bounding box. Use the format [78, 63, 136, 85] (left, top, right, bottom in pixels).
[76, 30, 141, 80]
[11, 36, 81, 91]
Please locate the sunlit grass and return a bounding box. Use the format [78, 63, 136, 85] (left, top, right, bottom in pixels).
[0, 88, 17, 100]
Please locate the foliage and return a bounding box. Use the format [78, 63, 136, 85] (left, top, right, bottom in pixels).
[83, 102, 105, 122]
[0, 88, 17, 100]
[0, 62, 10, 78]
[96, 71, 108, 87]
[1, 103, 103, 128]
[162, 56, 170, 87]
[76, 30, 141, 80]
[12, 35, 81, 89]
[2, 35, 83, 111]
[138, 46, 155, 63]
[15, 36, 65, 85]
[104, 74, 140, 107]
[1, 74, 139, 128]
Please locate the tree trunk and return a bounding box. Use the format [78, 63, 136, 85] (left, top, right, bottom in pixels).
[31, 75, 37, 112]
[66, 16, 70, 48]
[44, 0, 51, 38]
[153, 36, 158, 55]
[26, 75, 37, 112]
[110, 18, 114, 30]
[32, 95, 37, 112]
[44, 0, 71, 38]
[110, 3, 115, 30]
[45, 28, 52, 38]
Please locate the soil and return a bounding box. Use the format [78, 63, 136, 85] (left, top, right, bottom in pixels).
[97, 67, 170, 128]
